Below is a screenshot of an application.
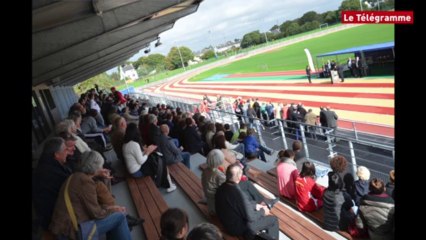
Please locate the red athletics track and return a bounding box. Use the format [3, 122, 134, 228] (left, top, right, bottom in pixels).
[143, 70, 394, 138]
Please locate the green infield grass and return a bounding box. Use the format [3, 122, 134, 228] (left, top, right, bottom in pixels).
[190, 24, 394, 81]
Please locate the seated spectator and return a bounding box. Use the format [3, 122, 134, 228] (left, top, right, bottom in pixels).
[202, 150, 277, 215]
[354, 166, 370, 205]
[292, 140, 306, 172]
[243, 128, 273, 162]
[323, 172, 356, 231]
[295, 161, 325, 212]
[276, 149, 298, 200]
[224, 123, 234, 142]
[231, 123, 247, 143]
[158, 124, 191, 168]
[214, 134, 247, 171]
[160, 208, 189, 240]
[204, 122, 216, 152]
[187, 223, 223, 240]
[215, 163, 279, 239]
[34, 138, 72, 231]
[201, 149, 227, 215]
[49, 150, 131, 239]
[122, 123, 176, 192]
[215, 130, 245, 158]
[356, 178, 394, 239]
[182, 117, 203, 154]
[385, 170, 394, 199]
[56, 119, 90, 153]
[110, 116, 127, 161]
[329, 155, 352, 193]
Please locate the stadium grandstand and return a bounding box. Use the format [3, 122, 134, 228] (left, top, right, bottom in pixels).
[32, 1, 394, 239]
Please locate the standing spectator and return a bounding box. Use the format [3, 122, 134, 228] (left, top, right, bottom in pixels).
[324, 107, 338, 142]
[304, 109, 317, 139]
[306, 65, 312, 83]
[355, 56, 363, 77]
[347, 57, 355, 77]
[337, 63, 345, 82]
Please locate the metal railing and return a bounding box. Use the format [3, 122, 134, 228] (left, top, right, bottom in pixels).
[131, 92, 394, 181]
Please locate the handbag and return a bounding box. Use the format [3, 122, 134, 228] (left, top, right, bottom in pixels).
[64, 175, 99, 240]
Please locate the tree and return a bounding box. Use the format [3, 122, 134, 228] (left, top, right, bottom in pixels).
[110, 72, 120, 82]
[299, 11, 319, 25]
[300, 21, 320, 32]
[74, 73, 115, 94]
[270, 24, 280, 31]
[285, 22, 301, 36]
[323, 10, 338, 24]
[133, 56, 148, 70]
[201, 49, 216, 60]
[279, 20, 293, 37]
[145, 54, 166, 67]
[240, 31, 262, 48]
[339, 0, 365, 11]
[167, 46, 194, 69]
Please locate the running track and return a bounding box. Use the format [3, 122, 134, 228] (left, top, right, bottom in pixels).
[142, 71, 394, 138]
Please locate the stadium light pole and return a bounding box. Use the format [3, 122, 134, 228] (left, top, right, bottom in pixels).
[176, 45, 186, 71]
[208, 30, 218, 58]
[264, 32, 269, 45]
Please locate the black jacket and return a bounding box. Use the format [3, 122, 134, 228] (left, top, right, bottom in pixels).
[215, 181, 265, 237]
[33, 155, 72, 230]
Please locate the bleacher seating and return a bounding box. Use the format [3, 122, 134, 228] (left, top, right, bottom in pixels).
[199, 163, 338, 240]
[168, 162, 243, 240]
[248, 166, 358, 240]
[127, 176, 168, 240]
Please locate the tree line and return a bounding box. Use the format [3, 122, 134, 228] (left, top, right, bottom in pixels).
[75, 0, 394, 91]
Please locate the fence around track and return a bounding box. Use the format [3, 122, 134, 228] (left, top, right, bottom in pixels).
[131, 92, 394, 181]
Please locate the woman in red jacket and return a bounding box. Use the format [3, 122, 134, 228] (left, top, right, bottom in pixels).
[295, 161, 326, 212]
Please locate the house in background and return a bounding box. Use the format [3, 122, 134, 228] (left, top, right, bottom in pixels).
[120, 64, 139, 82]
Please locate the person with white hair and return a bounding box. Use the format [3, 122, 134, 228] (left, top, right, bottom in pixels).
[354, 166, 370, 205]
[49, 150, 131, 239]
[201, 149, 226, 215]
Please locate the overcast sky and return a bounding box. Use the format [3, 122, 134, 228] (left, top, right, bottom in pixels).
[126, 0, 343, 62]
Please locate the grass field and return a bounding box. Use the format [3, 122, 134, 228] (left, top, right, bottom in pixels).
[190, 24, 394, 81]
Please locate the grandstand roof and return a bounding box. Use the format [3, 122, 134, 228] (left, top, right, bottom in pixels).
[32, 0, 203, 87]
[316, 41, 394, 58]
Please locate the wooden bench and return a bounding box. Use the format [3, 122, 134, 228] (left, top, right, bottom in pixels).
[169, 162, 243, 240]
[252, 166, 358, 240]
[200, 164, 337, 240]
[127, 176, 168, 240]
